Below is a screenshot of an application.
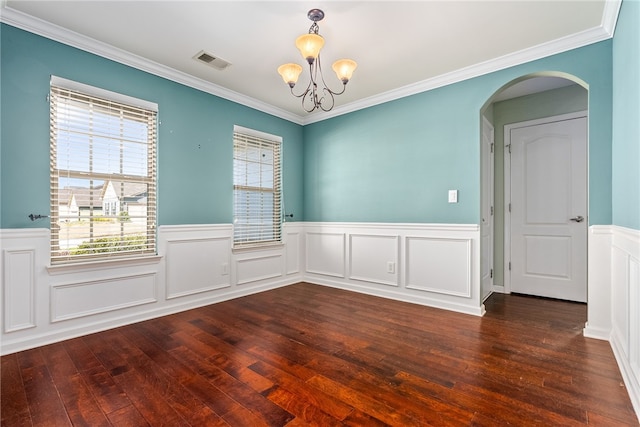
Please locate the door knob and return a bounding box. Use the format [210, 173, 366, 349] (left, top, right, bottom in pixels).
[570, 216, 584, 223]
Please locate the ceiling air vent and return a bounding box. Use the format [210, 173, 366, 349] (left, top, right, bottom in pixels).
[193, 50, 231, 70]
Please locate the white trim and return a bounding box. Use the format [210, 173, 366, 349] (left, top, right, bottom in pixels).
[233, 125, 283, 143]
[607, 223, 640, 422]
[611, 331, 640, 423]
[481, 115, 495, 300]
[405, 236, 472, 298]
[305, 277, 484, 317]
[303, 20, 616, 125]
[303, 222, 479, 232]
[3, 249, 37, 332]
[602, 0, 622, 37]
[0, 7, 302, 125]
[51, 75, 158, 111]
[50, 272, 158, 322]
[0, 2, 619, 126]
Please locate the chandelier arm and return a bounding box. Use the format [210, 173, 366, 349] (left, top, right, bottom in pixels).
[288, 62, 314, 100]
[319, 87, 336, 112]
[318, 55, 348, 97]
[302, 62, 322, 112]
[303, 83, 319, 112]
[278, 9, 353, 113]
[317, 55, 349, 111]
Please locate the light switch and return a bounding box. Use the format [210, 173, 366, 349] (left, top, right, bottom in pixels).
[448, 190, 458, 203]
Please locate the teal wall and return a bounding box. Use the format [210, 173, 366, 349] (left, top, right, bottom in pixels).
[491, 85, 588, 286]
[303, 41, 613, 225]
[0, 24, 304, 228]
[612, 0, 640, 230]
[0, 23, 617, 231]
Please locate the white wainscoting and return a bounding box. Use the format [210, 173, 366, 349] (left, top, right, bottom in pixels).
[608, 226, 640, 420]
[1, 222, 638, 420]
[303, 223, 483, 316]
[406, 237, 471, 297]
[306, 232, 346, 278]
[585, 225, 640, 421]
[349, 234, 399, 287]
[162, 225, 232, 299]
[1, 229, 48, 333]
[51, 272, 158, 322]
[0, 223, 303, 355]
[584, 226, 613, 339]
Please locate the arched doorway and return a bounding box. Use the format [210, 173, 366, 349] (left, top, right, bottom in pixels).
[480, 72, 589, 303]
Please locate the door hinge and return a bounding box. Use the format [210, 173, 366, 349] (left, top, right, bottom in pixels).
[506, 143, 511, 154]
[490, 269, 493, 278]
[508, 262, 512, 271]
[508, 203, 511, 213]
[491, 143, 494, 153]
[490, 206, 494, 216]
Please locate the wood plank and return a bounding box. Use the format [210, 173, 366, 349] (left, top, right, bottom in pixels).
[63, 337, 133, 415]
[41, 342, 111, 427]
[1, 283, 638, 426]
[17, 348, 71, 426]
[1, 354, 32, 426]
[249, 360, 354, 421]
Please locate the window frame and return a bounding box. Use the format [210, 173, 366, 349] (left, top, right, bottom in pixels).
[49, 76, 158, 264]
[232, 125, 283, 249]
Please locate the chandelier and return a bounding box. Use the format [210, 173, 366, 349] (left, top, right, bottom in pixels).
[277, 9, 357, 113]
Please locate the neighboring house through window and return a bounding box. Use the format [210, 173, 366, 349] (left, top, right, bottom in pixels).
[233, 126, 282, 248]
[50, 76, 158, 263]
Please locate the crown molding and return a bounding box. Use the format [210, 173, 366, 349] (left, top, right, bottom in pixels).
[0, 6, 304, 125]
[304, 0, 621, 125]
[601, 0, 622, 37]
[1, 1, 620, 127]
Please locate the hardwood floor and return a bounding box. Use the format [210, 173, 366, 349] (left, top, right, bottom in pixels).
[2, 282, 638, 426]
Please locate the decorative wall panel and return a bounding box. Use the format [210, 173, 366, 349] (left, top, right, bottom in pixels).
[51, 273, 157, 322]
[349, 234, 399, 286]
[3, 249, 36, 332]
[405, 237, 472, 297]
[166, 237, 231, 299]
[306, 232, 346, 278]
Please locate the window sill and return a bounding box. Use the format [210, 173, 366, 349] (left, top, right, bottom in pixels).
[47, 254, 163, 275]
[232, 242, 284, 254]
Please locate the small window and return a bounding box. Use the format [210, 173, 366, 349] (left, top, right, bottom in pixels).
[233, 127, 282, 248]
[50, 77, 158, 264]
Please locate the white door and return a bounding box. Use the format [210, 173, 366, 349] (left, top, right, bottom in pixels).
[481, 117, 494, 301]
[507, 114, 587, 302]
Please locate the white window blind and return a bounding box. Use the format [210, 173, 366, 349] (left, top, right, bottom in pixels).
[50, 78, 157, 264]
[233, 129, 282, 247]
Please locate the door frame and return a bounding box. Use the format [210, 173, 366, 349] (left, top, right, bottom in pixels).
[481, 115, 495, 301]
[503, 110, 588, 294]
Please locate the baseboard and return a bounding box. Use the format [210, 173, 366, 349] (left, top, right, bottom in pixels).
[582, 322, 612, 341]
[610, 330, 640, 423]
[1, 277, 298, 355]
[305, 277, 485, 317]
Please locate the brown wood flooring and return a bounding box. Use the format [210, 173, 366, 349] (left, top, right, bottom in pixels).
[2, 282, 638, 426]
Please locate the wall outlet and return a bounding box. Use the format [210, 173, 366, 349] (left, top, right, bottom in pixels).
[387, 261, 396, 274]
[221, 263, 229, 275]
[448, 189, 458, 203]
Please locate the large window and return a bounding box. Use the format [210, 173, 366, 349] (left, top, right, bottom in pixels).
[233, 127, 282, 247]
[50, 77, 157, 264]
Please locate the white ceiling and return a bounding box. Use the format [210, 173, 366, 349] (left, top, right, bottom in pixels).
[1, 1, 618, 124]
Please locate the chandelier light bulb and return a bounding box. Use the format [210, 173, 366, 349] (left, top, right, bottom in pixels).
[332, 59, 357, 84]
[277, 63, 303, 87]
[295, 34, 324, 64]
